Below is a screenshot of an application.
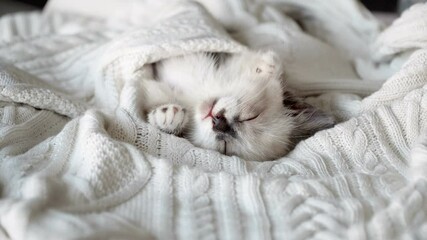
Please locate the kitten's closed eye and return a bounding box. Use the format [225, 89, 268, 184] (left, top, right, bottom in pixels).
[237, 114, 260, 122]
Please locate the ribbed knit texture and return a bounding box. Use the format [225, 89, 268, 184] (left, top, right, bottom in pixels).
[0, 1, 427, 239]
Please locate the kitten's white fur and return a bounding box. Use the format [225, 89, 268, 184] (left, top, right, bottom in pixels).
[141, 51, 333, 161]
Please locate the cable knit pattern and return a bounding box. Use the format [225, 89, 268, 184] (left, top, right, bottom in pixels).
[375, 3, 427, 58]
[0, 1, 427, 239]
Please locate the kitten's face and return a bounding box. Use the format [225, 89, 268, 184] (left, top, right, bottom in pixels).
[191, 71, 295, 161]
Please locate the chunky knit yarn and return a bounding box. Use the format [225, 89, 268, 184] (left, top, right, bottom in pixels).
[0, 1, 426, 239]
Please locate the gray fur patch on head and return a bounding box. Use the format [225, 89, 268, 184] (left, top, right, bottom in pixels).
[282, 90, 335, 144]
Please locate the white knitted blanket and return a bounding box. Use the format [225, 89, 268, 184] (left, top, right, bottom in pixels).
[1, 1, 427, 239]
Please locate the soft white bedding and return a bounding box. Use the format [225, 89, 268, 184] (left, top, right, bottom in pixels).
[0, 0, 426, 239]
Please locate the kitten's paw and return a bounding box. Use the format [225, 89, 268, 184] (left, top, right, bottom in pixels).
[148, 104, 188, 135]
[254, 51, 280, 78]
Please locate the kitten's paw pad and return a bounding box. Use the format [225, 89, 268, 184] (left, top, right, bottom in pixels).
[148, 104, 187, 135]
[255, 51, 280, 77]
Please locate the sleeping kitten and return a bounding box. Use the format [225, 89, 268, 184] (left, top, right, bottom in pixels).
[141, 51, 334, 161]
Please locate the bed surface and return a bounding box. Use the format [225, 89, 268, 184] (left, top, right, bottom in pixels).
[0, 0, 426, 239]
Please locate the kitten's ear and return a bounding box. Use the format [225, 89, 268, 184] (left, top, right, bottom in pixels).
[282, 91, 335, 142]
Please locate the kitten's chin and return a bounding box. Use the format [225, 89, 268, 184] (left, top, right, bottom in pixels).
[190, 126, 290, 162]
[191, 119, 217, 147]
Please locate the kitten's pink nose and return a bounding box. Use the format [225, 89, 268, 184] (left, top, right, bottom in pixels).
[202, 99, 217, 120]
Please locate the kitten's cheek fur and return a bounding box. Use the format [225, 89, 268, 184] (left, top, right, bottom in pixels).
[190, 120, 218, 151]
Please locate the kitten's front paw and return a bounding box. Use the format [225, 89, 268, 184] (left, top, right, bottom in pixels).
[254, 51, 280, 78]
[148, 104, 188, 135]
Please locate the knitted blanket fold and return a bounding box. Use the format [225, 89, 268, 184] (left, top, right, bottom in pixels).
[0, 1, 426, 239]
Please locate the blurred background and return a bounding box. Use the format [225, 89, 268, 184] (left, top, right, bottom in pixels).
[9, 0, 48, 8]
[0, 0, 424, 15]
